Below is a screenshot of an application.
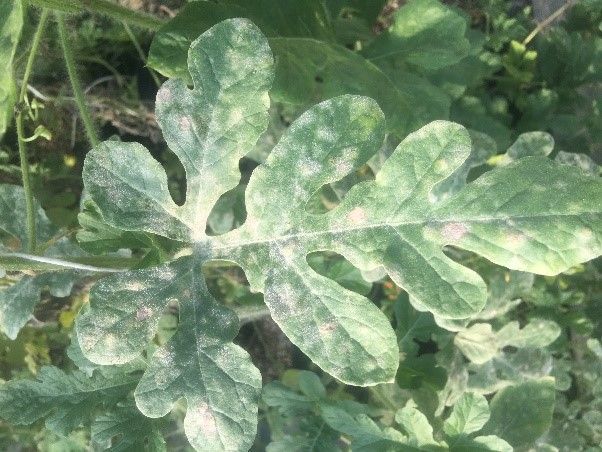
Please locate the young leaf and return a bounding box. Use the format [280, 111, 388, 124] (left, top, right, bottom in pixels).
[77, 17, 602, 452]
[395, 404, 439, 447]
[495, 319, 561, 349]
[454, 323, 497, 364]
[450, 435, 512, 452]
[0, 0, 23, 140]
[455, 319, 561, 365]
[443, 392, 490, 436]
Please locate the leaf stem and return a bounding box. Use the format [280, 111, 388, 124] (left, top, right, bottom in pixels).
[16, 9, 50, 253]
[235, 304, 271, 325]
[56, 13, 100, 147]
[30, 0, 164, 31]
[0, 252, 128, 273]
[523, 0, 574, 45]
[122, 21, 161, 88]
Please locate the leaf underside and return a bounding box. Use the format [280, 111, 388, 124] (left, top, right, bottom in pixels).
[76, 18, 602, 452]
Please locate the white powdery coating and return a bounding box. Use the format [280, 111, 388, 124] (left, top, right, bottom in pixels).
[503, 233, 527, 251]
[136, 306, 152, 321]
[179, 115, 192, 132]
[318, 322, 336, 335]
[187, 402, 218, 436]
[316, 127, 336, 142]
[441, 222, 468, 241]
[577, 227, 594, 243]
[298, 159, 321, 176]
[125, 281, 144, 291]
[346, 207, 367, 225]
[156, 87, 172, 104]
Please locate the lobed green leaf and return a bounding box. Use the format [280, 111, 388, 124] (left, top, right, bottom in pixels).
[77, 17, 602, 451]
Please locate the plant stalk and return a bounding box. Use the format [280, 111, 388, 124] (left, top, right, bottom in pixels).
[523, 0, 574, 45]
[30, 0, 164, 31]
[122, 21, 161, 88]
[16, 9, 50, 253]
[56, 13, 100, 147]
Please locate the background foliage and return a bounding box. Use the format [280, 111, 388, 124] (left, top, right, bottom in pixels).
[0, 0, 600, 451]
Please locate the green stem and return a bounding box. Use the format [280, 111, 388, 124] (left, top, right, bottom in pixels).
[56, 13, 100, 147]
[523, 0, 574, 45]
[30, 0, 164, 31]
[235, 304, 271, 325]
[16, 117, 36, 253]
[16, 9, 50, 253]
[122, 21, 161, 88]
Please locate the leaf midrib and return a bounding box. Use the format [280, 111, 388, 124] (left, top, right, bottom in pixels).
[210, 211, 598, 250]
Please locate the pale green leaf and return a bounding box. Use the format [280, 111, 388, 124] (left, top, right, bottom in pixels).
[395, 405, 438, 447]
[433, 157, 601, 276]
[555, 151, 599, 175]
[477, 269, 533, 321]
[0, 0, 23, 139]
[430, 130, 497, 202]
[262, 381, 316, 415]
[78, 18, 602, 451]
[76, 200, 158, 254]
[0, 185, 55, 251]
[470, 436, 513, 452]
[454, 324, 498, 365]
[490, 132, 554, 166]
[482, 378, 556, 447]
[505, 132, 554, 161]
[298, 371, 327, 401]
[450, 435, 513, 452]
[443, 392, 490, 436]
[495, 319, 561, 349]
